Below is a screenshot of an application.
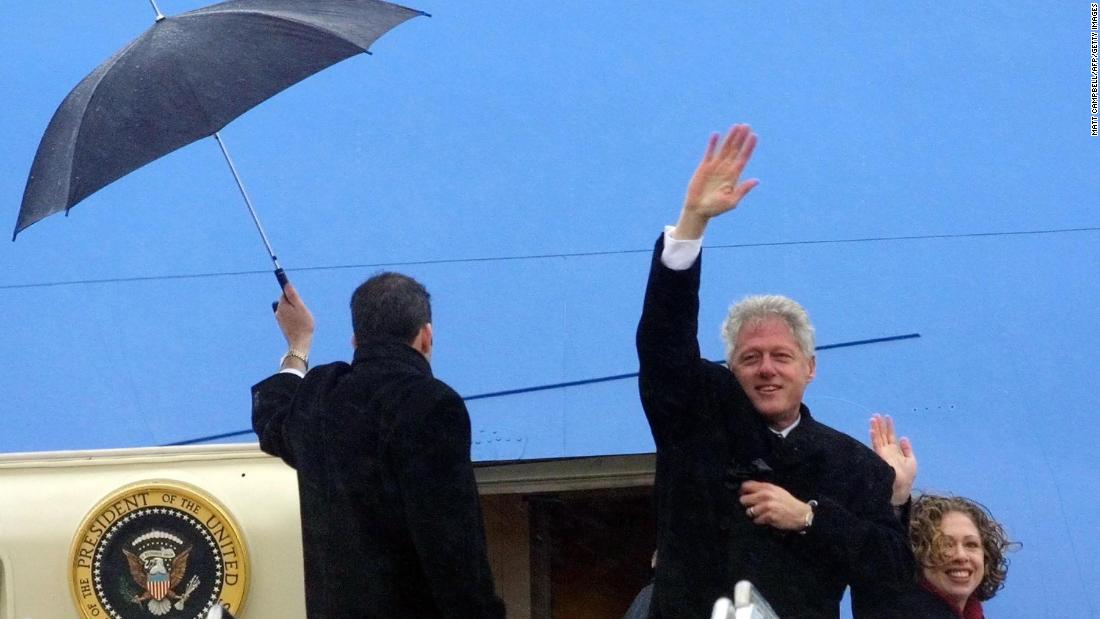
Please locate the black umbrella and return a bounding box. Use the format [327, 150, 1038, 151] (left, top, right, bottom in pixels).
[15, 0, 426, 287]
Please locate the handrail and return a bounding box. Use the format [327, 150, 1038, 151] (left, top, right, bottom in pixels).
[711, 581, 780, 619]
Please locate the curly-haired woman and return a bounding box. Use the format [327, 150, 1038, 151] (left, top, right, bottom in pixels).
[868, 415, 1016, 618]
[904, 494, 1013, 618]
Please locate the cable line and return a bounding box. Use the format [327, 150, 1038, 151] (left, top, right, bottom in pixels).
[163, 332, 920, 446]
[3, 225, 1097, 290]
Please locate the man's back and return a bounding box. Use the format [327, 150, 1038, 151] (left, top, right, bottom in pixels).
[252, 337, 504, 619]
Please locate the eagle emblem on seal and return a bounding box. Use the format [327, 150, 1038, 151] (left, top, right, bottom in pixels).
[71, 483, 250, 619]
[122, 530, 201, 616]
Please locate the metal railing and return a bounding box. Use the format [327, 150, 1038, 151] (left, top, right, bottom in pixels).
[711, 581, 780, 619]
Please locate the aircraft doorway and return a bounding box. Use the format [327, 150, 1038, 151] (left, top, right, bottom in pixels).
[477, 453, 656, 619]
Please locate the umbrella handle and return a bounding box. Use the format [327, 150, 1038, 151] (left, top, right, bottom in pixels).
[271, 268, 289, 312]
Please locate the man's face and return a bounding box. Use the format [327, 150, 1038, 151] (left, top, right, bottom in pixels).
[730, 316, 815, 430]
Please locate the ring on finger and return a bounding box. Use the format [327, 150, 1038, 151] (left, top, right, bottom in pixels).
[746, 506, 755, 518]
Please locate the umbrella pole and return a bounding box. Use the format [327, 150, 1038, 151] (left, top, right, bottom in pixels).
[213, 132, 289, 290]
[148, 0, 166, 22]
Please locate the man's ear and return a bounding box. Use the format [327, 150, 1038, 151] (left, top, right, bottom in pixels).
[807, 355, 816, 381]
[351, 334, 358, 349]
[413, 323, 433, 360]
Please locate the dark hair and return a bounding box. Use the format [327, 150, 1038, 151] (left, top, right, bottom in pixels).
[909, 494, 1017, 601]
[350, 272, 431, 344]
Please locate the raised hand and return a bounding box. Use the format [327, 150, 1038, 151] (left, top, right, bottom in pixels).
[674, 124, 760, 239]
[275, 282, 315, 361]
[869, 414, 917, 506]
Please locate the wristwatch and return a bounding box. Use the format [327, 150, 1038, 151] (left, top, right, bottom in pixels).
[800, 499, 819, 534]
[280, 349, 309, 368]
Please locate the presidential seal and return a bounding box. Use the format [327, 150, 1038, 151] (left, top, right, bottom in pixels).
[70, 481, 248, 619]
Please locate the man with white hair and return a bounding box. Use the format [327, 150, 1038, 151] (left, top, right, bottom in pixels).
[636, 124, 913, 618]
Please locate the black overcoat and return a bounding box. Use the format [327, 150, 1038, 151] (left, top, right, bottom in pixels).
[252, 338, 505, 619]
[893, 585, 974, 619]
[636, 236, 913, 619]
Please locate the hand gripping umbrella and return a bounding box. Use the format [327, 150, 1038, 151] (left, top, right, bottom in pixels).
[14, 0, 426, 290]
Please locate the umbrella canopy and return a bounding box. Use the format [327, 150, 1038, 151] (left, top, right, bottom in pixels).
[14, 0, 425, 239]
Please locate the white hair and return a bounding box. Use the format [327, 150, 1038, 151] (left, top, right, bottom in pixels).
[721, 295, 816, 363]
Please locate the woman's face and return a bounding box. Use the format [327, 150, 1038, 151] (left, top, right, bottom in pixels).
[921, 510, 986, 610]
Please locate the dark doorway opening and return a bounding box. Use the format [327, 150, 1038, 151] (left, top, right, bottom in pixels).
[529, 487, 656, 619]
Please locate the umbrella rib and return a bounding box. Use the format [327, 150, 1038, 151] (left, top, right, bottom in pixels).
[58, 37, 148, 218]
[179, 9, 378, 54]
[169, 42, 220, 133]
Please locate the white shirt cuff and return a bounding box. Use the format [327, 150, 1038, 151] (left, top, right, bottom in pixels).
[661, 225, 703, 271]
[279, 367, 305, 379]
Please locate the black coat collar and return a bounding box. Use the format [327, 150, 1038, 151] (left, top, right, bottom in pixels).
[765, 404, 826, 470]
[783, 405, 821, 445]
[352, 337, 433, 377]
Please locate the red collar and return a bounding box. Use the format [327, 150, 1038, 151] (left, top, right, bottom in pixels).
[919, 579, 985, 619]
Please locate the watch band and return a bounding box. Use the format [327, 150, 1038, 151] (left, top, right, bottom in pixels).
[280, 349, 309, 368]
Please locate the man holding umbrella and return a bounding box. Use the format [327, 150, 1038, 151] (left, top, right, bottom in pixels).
[252, 275, 505, 618]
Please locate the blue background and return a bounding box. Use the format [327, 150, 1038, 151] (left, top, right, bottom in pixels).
[1, 2, 1097, 616]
